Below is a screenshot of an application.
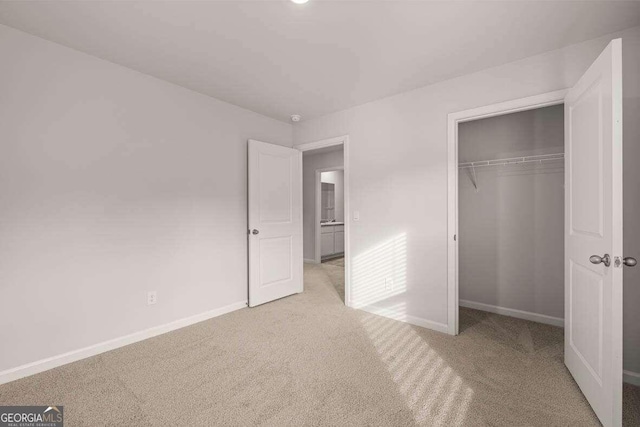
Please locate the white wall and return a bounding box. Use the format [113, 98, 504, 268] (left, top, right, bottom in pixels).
[0, 25, 292, 374]
[293, 26, 640, 373]
[321, 170, 345, 222]
[302, 150, 343, 261]
[458, 106, 564, 319]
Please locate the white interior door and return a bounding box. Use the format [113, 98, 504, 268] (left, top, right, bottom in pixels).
[248, 139, 303, 307]
[565, 39, 623, 427]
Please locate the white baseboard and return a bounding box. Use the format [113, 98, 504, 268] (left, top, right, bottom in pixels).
[460, 299, 564, 328]
[0, 300, 247, 386]
[357, 304, 449, 334]
[624, 370, 640, 386]
[304, 258, 318, 264]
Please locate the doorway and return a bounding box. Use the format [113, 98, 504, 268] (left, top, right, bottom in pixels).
[447, 90, 567, 335]
[247, 136, 350, 307]
[457, 103, 565, 330]
[297, 136, 351, 306]
[317, 168, 345, 263]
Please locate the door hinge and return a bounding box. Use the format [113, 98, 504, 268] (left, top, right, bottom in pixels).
[454, 234, 457, 241]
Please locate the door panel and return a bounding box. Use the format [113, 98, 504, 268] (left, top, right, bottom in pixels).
[565, 38, 623, 427]
[569, 80, 604, 237]
[259, 236, 293, 286]
[259, 153, 292, 223]
[569, 260, 603, 379]
[248, 140, 302, 307]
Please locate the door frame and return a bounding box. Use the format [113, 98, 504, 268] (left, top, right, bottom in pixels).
[315, 166, 345, 264]
[296, 135, 351, 307]
[446, 90, 567, 335]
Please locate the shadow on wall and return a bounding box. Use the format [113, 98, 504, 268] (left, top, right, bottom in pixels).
[351, 233, 407, 310]
[360, 312, 475, 425]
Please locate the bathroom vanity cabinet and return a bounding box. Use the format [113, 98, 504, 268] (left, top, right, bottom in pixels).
[321, 223, 344, 258]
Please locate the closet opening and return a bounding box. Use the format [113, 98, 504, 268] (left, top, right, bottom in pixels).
[456, 103, 565, 335]
[447, 91, 570, 338]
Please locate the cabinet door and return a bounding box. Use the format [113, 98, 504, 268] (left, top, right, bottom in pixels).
[321, 232, 335, 256]
[335, 231, 345, 254]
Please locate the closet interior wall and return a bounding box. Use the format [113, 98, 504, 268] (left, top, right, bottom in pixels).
[458, 104, 565, 320]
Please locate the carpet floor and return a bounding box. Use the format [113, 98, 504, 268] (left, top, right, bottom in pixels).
[1, 262, 638, 426]
[321, 256, 345, 303]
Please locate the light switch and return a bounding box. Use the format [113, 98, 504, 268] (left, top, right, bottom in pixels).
[353, 211, 360, 221]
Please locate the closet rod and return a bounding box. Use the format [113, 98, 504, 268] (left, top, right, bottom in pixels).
[458, 153, 564, 169]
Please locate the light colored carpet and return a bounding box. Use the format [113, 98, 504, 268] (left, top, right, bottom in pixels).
[321, 256, 345, 302]
[323, 256, 345, 268]
[1, 263, 638, 426]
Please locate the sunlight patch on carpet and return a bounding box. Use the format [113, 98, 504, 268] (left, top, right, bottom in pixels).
[361, 312, 474, 425]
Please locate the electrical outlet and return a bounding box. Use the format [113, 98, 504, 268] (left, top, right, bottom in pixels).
[147, 291, 157, 306]
[384, 278, 393, 291]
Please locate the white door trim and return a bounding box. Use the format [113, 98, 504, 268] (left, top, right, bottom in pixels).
[297, 136, 352, 307]
[315, 166, 345, 264]
[446, 90, 568, 335]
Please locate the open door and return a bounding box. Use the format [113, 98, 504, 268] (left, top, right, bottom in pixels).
[564, 39, 624, 427]
[248, 139, 303, 307]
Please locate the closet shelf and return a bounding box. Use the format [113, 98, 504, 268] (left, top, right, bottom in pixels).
[458, 153, 564, 170]
[459, 153, 564, 191]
